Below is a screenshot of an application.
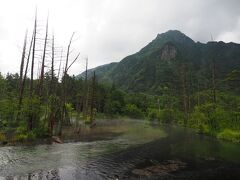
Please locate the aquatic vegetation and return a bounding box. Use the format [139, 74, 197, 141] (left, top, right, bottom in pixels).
[0, 132, 6, 142]
[217, 129, 240, 143]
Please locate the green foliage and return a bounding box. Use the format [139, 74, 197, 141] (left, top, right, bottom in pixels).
[104, 88, 125, 115]
[124, 104, 144, 119]
[13, 134, 28, 142]
[217, 129, 240, 143]
[0, 99, 17, 127]
[66, 103, 74, 115]
[147, 108, 159, 121]
[13, 130, 37, 142]
[0, 131, 6, 142]
[163, 109, 174, 123]
[189, 106, 207, 129]
[147, 108, 184, 124]
[158, 109, 181, 124]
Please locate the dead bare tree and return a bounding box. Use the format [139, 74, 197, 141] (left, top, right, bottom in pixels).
[58, 33, 80, 136]
[38, 17, 49, 97]
[89, 71, 96, 123]
[19, 30, 28, 92]
[30, 11, 37, 98]
[18, 31, 28, 107]
[57, 49, 63, 80]
[48, 34, 56, 135]
[83, 57, 89, 119]
[29, 11, 37, 130]
[17, 28, 34, 124]
[50, 34, 55, 93]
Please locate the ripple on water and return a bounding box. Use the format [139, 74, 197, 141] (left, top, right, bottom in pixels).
[0, 120, 239, 179]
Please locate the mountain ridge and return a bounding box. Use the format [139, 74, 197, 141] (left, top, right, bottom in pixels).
[78, 30, 240, 94]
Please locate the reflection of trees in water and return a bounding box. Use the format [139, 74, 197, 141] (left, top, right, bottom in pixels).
[5, 176, 13, 180]
[5, 169, 60, 180]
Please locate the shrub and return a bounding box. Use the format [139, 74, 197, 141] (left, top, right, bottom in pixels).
[124, 104, 144, 119]
[158, 109, 175, 123]
[189, 106, 207, 129]
[147, 108, 158, 121]
[0, 132, 6, 142]
[217, 129, 240, 143]
[147, 108, 183, 124]
[0, 99, 17, 127]
[13, 134, 28, 142]
[197, 103, 229, 131]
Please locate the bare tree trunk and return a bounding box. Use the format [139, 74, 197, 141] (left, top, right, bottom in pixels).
[30, 12, 37, 97]
[19, 31, 28, 92]
[19, 31, 34, 108]
[49, 35, 55, 135]
[18, 30, 28, 109]
[83, 57, 89, 119]
[38, 17, 48, 98]
[29, 11, 37, 131]
[58, 33, 75, 136]
[57, 49, 63, 81]
[51, 35, 54, 92]
[90, 71, 96, 123]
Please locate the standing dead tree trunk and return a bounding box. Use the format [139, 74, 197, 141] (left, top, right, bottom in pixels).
[50, 34, 55, 94]
[30, 12, 37, 98]
[19, 31, 34, 108]
[17, 28, 34, 125]
[29, 11, 37, 131]
[48, 35, 55, 135]
[89, 71, 96, 123]
[38, 17, 49, 98]
[58, 32, 80, 136]
[18, 31, 28, 109]
[57, 49, 63, 80]
[16, 30, 28, 122]
[19, 31, 28, 93]
[83, 57, 89, 119]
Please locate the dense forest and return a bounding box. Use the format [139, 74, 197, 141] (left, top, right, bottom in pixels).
[0, 21, 240, 144]
[80, 30, 240, 142]
[0, 14, 100, 143]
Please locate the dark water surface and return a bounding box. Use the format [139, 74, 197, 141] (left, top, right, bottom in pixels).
[0, 119, 240, 179]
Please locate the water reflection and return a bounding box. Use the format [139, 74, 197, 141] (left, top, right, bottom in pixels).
[0, 120, 240, 179]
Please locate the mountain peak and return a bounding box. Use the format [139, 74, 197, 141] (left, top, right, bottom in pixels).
[156, 30, 195, 44]
[139, 30, 195, 54]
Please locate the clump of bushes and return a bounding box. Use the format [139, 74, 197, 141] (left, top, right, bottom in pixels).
[0, 132, 6, 142]
[13, 131, 37, 142]
[217, 129, 240, 143]
[147, 108, 184, 124]
[124, 104, 144, 119]
[147, 108, 159, 121]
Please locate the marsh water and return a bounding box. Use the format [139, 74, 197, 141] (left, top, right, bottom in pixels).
[0, 119, 240, 179]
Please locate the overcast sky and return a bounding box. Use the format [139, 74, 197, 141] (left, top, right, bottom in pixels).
[0, 0, 240, 76]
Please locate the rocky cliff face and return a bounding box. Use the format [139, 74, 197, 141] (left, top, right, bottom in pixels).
[161, 44, 177, 61]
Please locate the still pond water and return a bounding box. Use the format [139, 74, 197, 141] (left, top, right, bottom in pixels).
[0, 119, 240, 179]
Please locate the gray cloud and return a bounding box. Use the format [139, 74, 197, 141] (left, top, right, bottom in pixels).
[0, 0, 240, 75]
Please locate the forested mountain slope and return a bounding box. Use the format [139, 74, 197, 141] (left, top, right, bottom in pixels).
[79, 30, 240, 95]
